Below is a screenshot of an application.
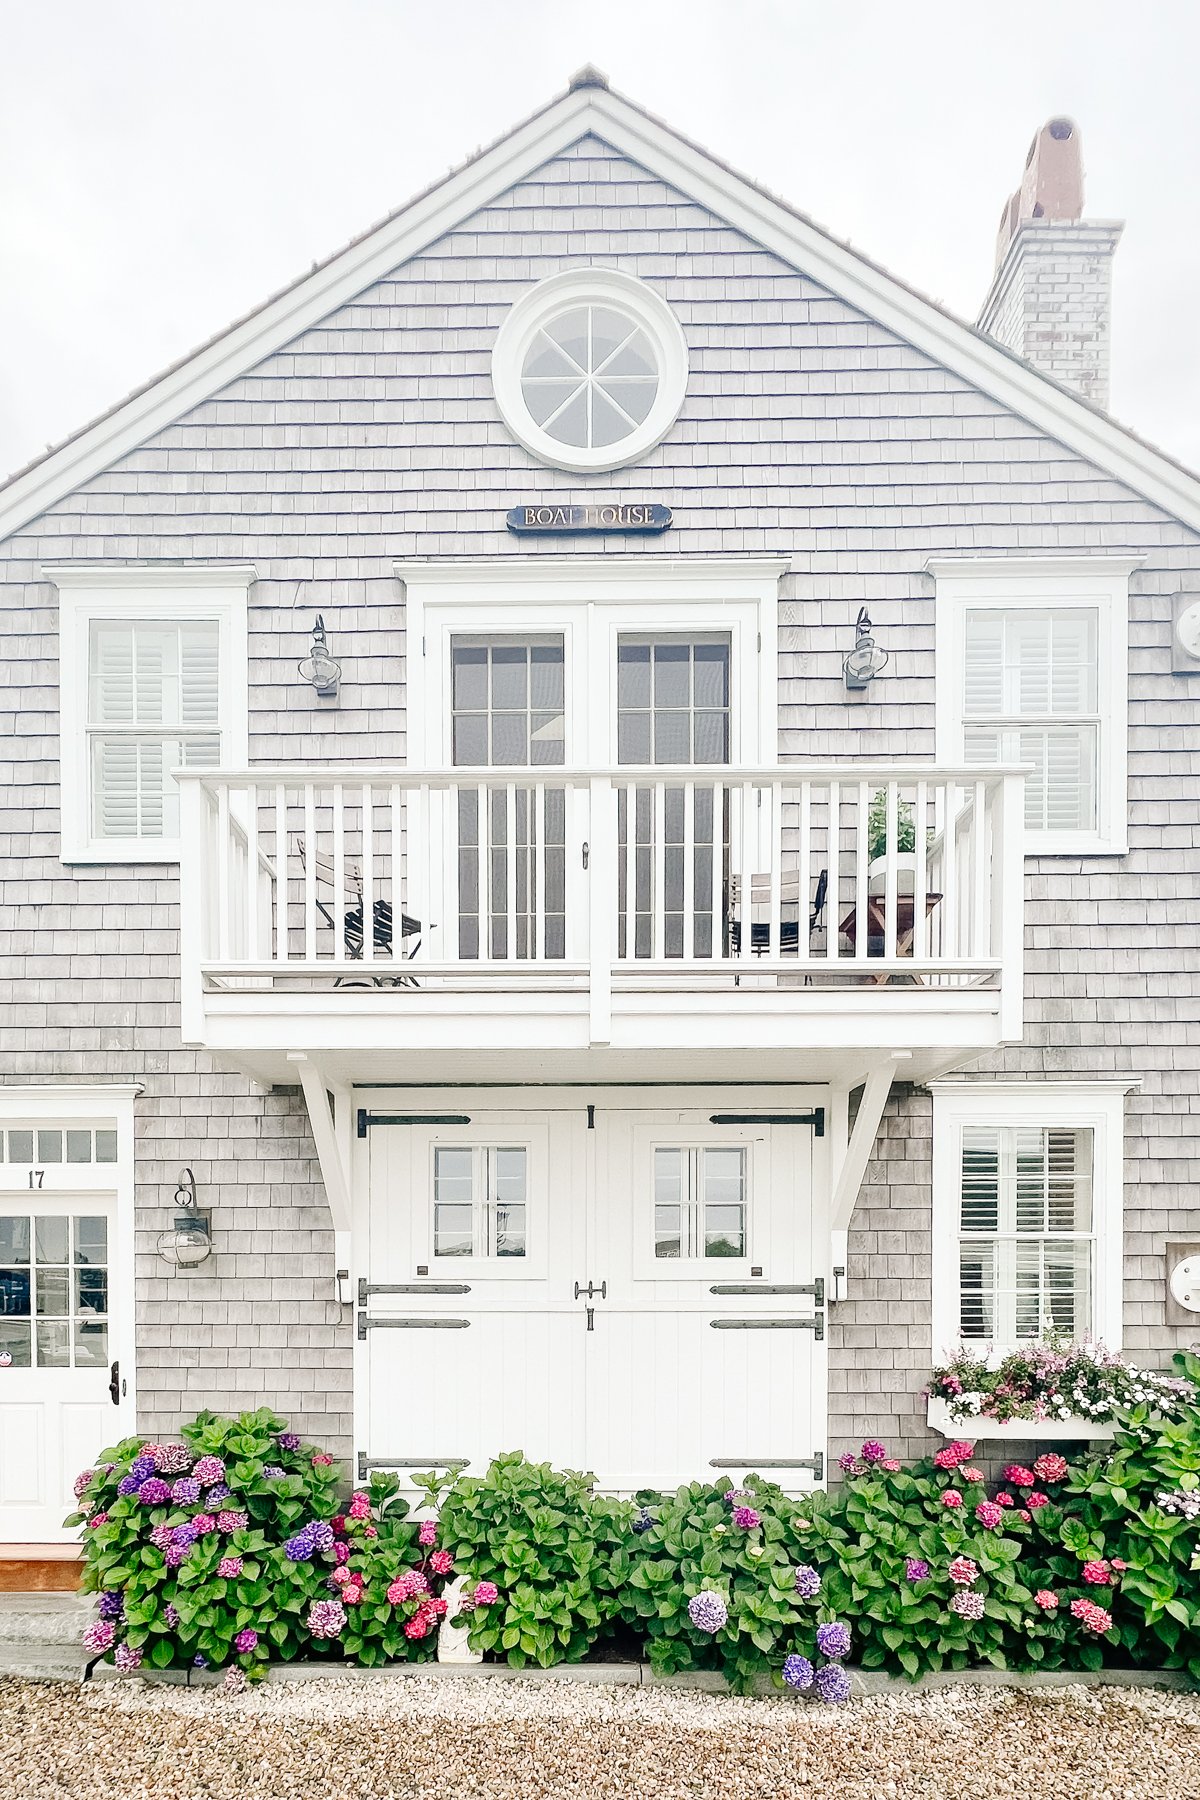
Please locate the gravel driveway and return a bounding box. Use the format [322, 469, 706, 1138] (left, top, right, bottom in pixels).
[4, 1673, 1200, 1799]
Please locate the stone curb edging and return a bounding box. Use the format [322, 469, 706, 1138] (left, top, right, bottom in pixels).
[90, 1659, 1198, 1698]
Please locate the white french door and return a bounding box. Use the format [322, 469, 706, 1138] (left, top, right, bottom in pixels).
[358, 1094, 826, 1493]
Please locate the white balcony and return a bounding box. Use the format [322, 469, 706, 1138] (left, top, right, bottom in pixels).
[177, 763, 1025, 1086]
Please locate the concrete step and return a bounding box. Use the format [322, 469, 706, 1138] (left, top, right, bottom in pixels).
[0, 1642, 89, 1682]
[0, 1593, 92, 1645]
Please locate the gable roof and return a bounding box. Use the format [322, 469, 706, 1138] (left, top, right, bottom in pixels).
[4, 70, 1200, 545]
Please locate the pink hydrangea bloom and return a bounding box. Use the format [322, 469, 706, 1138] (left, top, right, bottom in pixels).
[429, 1550, 454, 1575]
[347, 1492, 372, 1521]
[960, 1467, 984, 1483]
[362, 1524, 378, 1538]
[1026, 1492, 1050, 1510]
[192, 1513, 217, 1534]
[1111, 1558, 1128, 1572]
[473, 1580, 499, 1606]
[218, 1556, 243, 1579]
[89, 1512, 108, 1528]
[312, 1453, 334, 1466]
[933, 1447, 959, 1471]
[949, 1590, 985, 1621]
[330, 1565, 353, 1587]
[881, 1458, 902, 1473]
[1019, 1509, 1033, 1523]
[731, 1506, 761, 1529]
[306, 1599, 346, 1640]
[1034, 1590, 1059, 1610]
[1082, 1560, 1111, 1585]
[217, 1509, 248, 1534]
[418, 1519, 438, 1547]
[333, 1541, 351, 1565]
[341, 1584, 363, 1605]
[83, 1619, 116, 1652]
[192, 1456, 225, 1484]
[149, 1524, 173, 1550]
[1003, 1465, 1036, 1488]
[386, 1578, 409, 1605]
[948, 1556, 979, 1587]
[1033, 1453, 1069, 1483]
[331, 1515, 346, 1535]
[974, 1501, 1003, 1529]
[941, 1490, 963, 1509]
[404, 1610, 432, 1639]
[73, 1468, 96, 1499]
[1071, 1598, 1113, 1634]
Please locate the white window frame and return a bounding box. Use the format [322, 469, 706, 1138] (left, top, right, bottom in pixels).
[491, 268, 689, 474]
[632, 1121, 767, 1281]
[930, 1080, 1132, 1358]
[398, 558, 785, 769]
[49, 566, 252, 864]
[414, 1125, 549, 1281]
[930, 557, 1138, 856]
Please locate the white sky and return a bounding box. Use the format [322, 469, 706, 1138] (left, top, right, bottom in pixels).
[3, 0, 1199, 480]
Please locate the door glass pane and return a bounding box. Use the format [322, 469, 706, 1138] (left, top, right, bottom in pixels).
[492, 1203, 525, 1259]
[35, 1217, 69, 1265]
[6, 1131, 33, 1164]
[704, 1205, 745, 1258]
[36, 1269, 70, 1317]
[66, 1130, 93, 1163]
[37, 1130, 62, 1164]
[433, 1205, 473, 1258]
[492, 1148, 526, 1202]
[73, 1320, 108, 1368]
[0, 1320, 31, 1367]
[77, 1266, 108, 1316]
[75, 1217, 108, 1265]
[0, 1219, 30, 1265]
[0, 1270, 30, 1316]
[434, 1148, 473, 1203]
[702, 1148, 746, 1258]
[95, 1130, 118, 1164]
[654, 1205, 682, 1259]
[36, 1321, 70, 1369]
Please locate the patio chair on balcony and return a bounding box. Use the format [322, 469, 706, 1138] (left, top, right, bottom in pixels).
[293, 838, 424, 986]
[726, 867, 828, 957]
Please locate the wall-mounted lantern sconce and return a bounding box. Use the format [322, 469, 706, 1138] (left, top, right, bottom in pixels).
[298, 614, 341, 699]
[157, 1167, 213, 1269]
[843, 606, 889, 691]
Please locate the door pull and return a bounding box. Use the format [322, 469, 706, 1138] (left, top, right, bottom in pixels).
[581, 841, 590, 870]
[586, 1307, 595, 1332]
[574, 1280, 606, 1300]
[108, 1360, 120, 1406]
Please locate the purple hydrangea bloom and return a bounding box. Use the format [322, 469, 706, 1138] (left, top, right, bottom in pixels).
[82, 1619, 116, 1652]
[631, 1507, 654, 1534]
[307, 1520, 335, 1553]
[113, 1643, 143, 1673]
[205, 1483, 232, 1505]
[164, 1543, 190, 1569]
[148, 1524, 173, 1550]
[276, 1432, 301, 1452]
[687, 1591, 728, 1633]
[284, 1530, 314, 1562]
[782, 1653, 814, 1690]
[234, 1628, 258, 1654]
[836, 1452, 858, 1474]
[731, 1506, 761, 1530]
[262, 1467, 285, 1481]
[73, 1468, 96, 1499]
[949, 1590, 985, 1621]
[192, 1455, 225, 1484]
[815, 1664, 852, 1704]
[860, 1441, 887, 1464]
[723, 1487, 750, 1508]
[815, 1621, 851, 1661]
[164, 1603, 180, 1628]
[138, 1477, 171, 1506]
[306, 1599, 346, 1639]
[793, 1565, 822, 1599]
[128, 1454, 156, 1482]
[224, 1666, 248, 1694]
[172, 1478, 202, 1505]
[905, 1557, 931, 1582]
[218, 1556, 243, 1580]
[217, 1509, 248, 1534]
[116, 1474, 140, 1498]
[193, 1654, 208, 1668]
[97, 1591, 124, 1621]
[173, 1522, 200, 1547]
[153, 1444, 193, 1475]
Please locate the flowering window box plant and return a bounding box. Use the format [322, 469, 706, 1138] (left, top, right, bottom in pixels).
[927, 1341, 1189, 1439]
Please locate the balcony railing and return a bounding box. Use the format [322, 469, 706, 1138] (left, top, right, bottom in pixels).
[178, 763, 1025, 1046]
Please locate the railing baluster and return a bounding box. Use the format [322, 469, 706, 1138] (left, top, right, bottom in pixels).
[798, 781, 811, 965]
[972, 779, 988, 962]
[913, 779, 929, 962]
[505, 781, 518, 962]
[825, 781, 840, 963]
[941, 779, 958, 962]
[274, 783, 288, 964]
[883, 781, 898, 961]
[682, 779, 696, 960]
[769, 780, 782, 960]
[709, 780, 723, 962]
[245, 782, 259, 963]
[332, 783, 346, 967]
[533, 780, 545, 961]
[652, 780, 665, 961]
[361, 784, 375, 964]
[303, 783, 317, 964]
[216, 781, 231, 963]
[414, 781, 431, 964]
[476, 781, 490, 964]
[623, 782, 637, 962]
[854, 781, 869, 963]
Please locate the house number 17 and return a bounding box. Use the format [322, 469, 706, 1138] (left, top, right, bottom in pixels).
[28, 1169, 44, 1188]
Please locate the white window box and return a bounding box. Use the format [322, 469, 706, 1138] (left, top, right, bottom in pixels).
[927, 1396, 1117, 1441]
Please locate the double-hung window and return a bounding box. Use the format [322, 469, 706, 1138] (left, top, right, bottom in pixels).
[52, 569, 251, 863]
[932, 1083, 1127, 1354]
[932, 558, 1134, 855]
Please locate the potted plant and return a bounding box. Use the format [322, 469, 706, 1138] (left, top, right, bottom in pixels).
[866, 791, 917, 896]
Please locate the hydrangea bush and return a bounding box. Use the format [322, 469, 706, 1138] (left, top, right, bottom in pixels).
[930, 1339, 1189, 1427]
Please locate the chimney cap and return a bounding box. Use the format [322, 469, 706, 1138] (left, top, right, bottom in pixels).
[996, 116, 1086, 265]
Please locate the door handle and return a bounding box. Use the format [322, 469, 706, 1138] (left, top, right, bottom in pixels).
[581, 841, 590, 870]
[109, 1359, 120, 1406]
[574, 1281, 606, 1301]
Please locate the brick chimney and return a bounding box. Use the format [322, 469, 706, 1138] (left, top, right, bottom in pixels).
[977, 118, 1123, 411]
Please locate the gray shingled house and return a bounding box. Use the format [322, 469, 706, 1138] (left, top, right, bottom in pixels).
[2, 72, 1198, 1563]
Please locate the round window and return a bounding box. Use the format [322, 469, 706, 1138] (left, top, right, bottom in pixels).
[492, 270, 688, 473]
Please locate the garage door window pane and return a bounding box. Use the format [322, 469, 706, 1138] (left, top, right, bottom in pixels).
[654, 1146, 747, 1260]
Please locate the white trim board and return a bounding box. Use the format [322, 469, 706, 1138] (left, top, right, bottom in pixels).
[3, 81, 1200, 542]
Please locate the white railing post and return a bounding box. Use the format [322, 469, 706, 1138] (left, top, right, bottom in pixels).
[588, 776, 613, 1044]
[177, 776, 208, 1044]
[995, 771, 1026, 1040]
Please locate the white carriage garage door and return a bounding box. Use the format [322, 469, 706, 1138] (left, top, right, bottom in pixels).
[357, 1095, 826, 1494]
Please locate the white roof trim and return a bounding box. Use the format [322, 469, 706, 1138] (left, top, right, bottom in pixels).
[4, 82, 1200, 545]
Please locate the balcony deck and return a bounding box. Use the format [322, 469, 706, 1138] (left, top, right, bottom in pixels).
[178, 763, 1025, 1086]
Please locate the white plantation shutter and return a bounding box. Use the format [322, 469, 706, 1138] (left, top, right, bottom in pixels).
[88, 620, 221, 842]
[957, 1124, 1094, 1343]
[963, 608, 1100, 834]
